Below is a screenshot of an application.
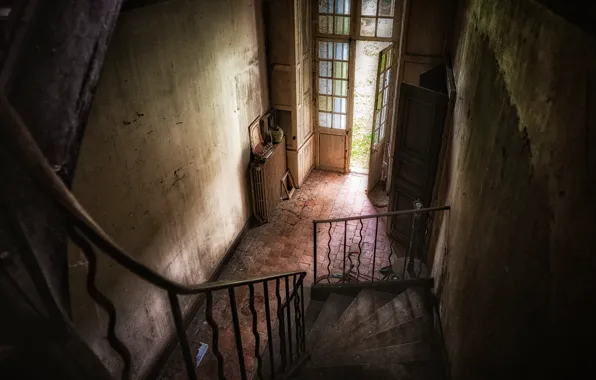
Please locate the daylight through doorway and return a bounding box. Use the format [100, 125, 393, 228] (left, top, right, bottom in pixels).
[350, 40, 391, 173]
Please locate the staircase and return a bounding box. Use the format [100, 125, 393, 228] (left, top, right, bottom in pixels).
[275, 286, 442, 380]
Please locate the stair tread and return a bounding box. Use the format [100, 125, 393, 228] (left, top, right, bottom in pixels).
[307, 293, 354, 350]
[352, 316, 429, 351]
[314, 288, 427, 355]
[292, 365, 367, 380]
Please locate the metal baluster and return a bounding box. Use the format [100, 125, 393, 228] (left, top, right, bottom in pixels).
[293, 275, 302, 354]
[403, 213, 415, 280]
[285, 276, 293, 364]
[168, 291, 197, 380]
[372, 217, 379, 282]
[263, 281, 276, 380]
[313, 222, 317, 284]
[228, 288, 247, 380]
[205, 292, 226, 380]
[276, 278, 287, 371]
[343, 220, 347, 282]
[356, 219, 363, 282]
[326, 222, 332, 283]
[248, 284, 264, 379]
[70, 230, 132, 380]
[299, 275, 306, 352]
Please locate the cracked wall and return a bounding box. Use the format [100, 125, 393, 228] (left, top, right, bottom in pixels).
[433, 0, 596, 378]
[67, 0, 268, 377]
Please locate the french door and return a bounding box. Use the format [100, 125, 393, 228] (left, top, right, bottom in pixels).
[315, 38, 354, 172]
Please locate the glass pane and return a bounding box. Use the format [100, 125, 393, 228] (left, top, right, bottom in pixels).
[334, 42, 349, 60]
[360, 17, 376, 36]
[377, 18, 393, 37]
[320, 61, 332, 77]
[386, 50, 392, 67]
[333, 61, 348, 79]
[319, 95, 332, 111]
[333, 97, 347, 113]
[319, 15, 334, 34]
[333, 80, 348, 96]
[379, 0, 395, 16]
[375, 110, 381, 125]
[333, 114, 347, 129]
[376, 92, 383, 110]
[379, 121, 385, 140]
[319, 41, 333, 59]
[373, 128, 379, 144]
[336, 0, 351, 15]
[381, 106, 387, 123]
[319, 112, 332, 127]
[380, 52, 387, 71]
[334, 16, 350, 35]
[319, 78, 332, 95]
[383, 88, 389, 105]
[319, 0, 333, 14]
[385, 69, 391, 87]
[362, 0, 377, 16]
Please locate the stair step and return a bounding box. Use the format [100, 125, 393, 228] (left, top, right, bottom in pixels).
[306, 293, 354, 350]
[312, 340, 432, 368]
[292, 365, 366, 380]
[315, 288, 426, 356]
[312, 289, 395, 354]
[354, 316, 429, 351]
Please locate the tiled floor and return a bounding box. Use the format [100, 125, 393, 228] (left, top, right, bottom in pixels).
[161, 170, 392, 379]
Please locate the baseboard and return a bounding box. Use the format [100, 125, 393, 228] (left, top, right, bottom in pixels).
[143, 219, 250, 380]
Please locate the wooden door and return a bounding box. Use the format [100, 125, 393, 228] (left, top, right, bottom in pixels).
[388, 83, 448, 242]
[315, 39, 353, 173]
[367, 44, 394, 192]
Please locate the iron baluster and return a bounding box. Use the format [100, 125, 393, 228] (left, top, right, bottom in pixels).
[326, 222, 332, 284]
[205, 292, 226, 380]
[168, 291, 197, 380]
[228, 288, 247, 380]
[248, 284, 264, 379]
[262, 281, 276, 380]
[275, 278, 287, 370]
[69, 229, 132, 380]
[285, 276, 293, 364]
[343, 220, 347, 282]
[313, 222, 317, 284]
[372, 217, 379, 283]
[356, 219, 363, 282]
[293, 275, 302, 354]
[299, 276, 306, 352]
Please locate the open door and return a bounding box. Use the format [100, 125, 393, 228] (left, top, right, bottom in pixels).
[367, 44, 394, 192]
[388, 82, 448, 242]
[315, 39, 353, 173]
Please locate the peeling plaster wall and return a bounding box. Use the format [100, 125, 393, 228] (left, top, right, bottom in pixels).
[433, 0, 596, 378]
[67, 0, 268, 377]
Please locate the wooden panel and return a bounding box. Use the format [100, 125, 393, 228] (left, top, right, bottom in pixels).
[299, 91, 312, 146]
[405, 0, 448, 57]
[271, 65, 292, 107]
[302, 55, 311, 94]
[318, 133, 345, 172]
[403, 61, 435, 86]
[266, 0, 294, 65]
[287, 132, 314, 187]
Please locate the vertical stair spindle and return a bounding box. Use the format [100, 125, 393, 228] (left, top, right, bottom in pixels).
[168, 291, 197, 380]
[228, 288, 247, 380]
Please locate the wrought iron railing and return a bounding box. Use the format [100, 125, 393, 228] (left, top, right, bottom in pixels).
[0, 91, 308, 379]
[312, 202, 449, 285]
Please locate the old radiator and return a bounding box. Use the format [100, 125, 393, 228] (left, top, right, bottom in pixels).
[250, 136, 287, 223]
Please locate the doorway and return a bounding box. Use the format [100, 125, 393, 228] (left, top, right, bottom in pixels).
[350, 40, 391, 174]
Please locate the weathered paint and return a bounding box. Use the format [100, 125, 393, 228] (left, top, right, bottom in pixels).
[68, 0, 268, 377]
[432, 0, 596, 378]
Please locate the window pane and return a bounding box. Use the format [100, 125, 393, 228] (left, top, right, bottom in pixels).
[319, 78, 332, 95]
[333, 97, 347, 113]
[375, 110, 381, 125]
[334, 42, 349, 60]
[319, 95, 332, 111]
[379, 0, 395, 17]
[319, 0, 333, 13]
[381, 106, 387, 123]
[336, 0, 351, 15]
[383, 88, 389, 105]
[377, 18, 393, 37]
[319, 15, 333, 34]
[380, 52, 387, 71]
[319, 112, 332, 127]
[373, 128, 379, 144]
[333, 80, 348, 96]
[385, 69, 391, 87]
[386, 50, 392, 67]
[360, 17, 376, 36]
[333, 61, 348, 79]
[333, 114, 347, 129]
[334, 16, 350, 35]
[319, 41, 333, 59]
[379, 121, 385, 140]
[361, 0, 377, 16]
[376, 92, 383, 110]
[320, 61, 332, 77]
